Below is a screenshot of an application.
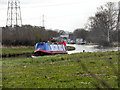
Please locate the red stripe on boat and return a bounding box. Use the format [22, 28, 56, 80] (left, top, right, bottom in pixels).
[34, 49, 67, 54]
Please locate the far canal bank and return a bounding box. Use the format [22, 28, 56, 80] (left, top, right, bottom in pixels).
[67, 44, 119, 54]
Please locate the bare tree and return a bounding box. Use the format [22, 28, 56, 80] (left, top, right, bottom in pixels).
[87, 2, 118, 45]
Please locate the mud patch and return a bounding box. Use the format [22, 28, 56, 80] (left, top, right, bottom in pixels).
[1, 52, 34, 58]
[69, 74, 113, 77]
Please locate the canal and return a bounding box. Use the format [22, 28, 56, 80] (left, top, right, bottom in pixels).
[67, 44, 119, 54]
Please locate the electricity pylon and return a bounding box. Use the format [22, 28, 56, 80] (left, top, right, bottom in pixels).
[6, 0, 22, 27]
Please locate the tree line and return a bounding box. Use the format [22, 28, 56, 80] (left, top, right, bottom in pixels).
[2, 25, 60, 46]
[72, 2, 119, 46]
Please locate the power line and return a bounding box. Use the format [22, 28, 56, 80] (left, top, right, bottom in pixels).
[42, 14, 45, 28]
[0, 2, 82, 9]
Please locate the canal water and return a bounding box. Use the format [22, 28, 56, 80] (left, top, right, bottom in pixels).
[67, 44, 119, 54]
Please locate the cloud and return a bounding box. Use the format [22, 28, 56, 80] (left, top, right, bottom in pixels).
[0, 0, 120, 31]
[0, 0, 7, 4]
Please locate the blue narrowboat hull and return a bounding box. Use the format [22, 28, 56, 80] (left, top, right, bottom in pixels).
[34, 43, 67, 56]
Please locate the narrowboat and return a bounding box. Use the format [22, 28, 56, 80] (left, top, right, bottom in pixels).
[34, 42, 67, 56]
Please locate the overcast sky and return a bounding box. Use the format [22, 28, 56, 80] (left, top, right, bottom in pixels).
[0, 0, 119, 32]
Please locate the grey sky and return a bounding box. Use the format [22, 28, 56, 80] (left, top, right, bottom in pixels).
[0, 0, 119, 32]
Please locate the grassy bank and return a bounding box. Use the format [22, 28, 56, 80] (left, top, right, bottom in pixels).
[2, 47, 34, 55]
[2, 51, 119, 88]
[2, 46, 75, 55]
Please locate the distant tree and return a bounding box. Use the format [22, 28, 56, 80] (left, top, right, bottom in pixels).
[87, 2, 118, 45]
[73, 29, 88, 41]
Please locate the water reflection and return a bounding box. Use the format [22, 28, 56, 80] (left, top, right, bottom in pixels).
[67, 44, 119, 54]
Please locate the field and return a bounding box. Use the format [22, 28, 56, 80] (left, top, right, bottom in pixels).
[2, 51, 119, 88]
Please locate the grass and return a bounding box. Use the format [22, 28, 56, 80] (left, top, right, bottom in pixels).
[0, 58, 1, 87]
[2, 47, 35, 55]
[66, 46, 75, 51]
[2, 51, 119, 88]
[2, 46, 75, 55]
